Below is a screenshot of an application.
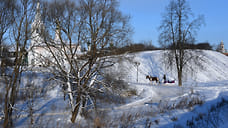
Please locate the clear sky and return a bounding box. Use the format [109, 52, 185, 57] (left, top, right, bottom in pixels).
[119, 0, 228, 50]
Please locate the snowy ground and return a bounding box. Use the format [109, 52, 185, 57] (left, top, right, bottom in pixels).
[104, 50, 228, 127]
[2, 50, 228, 127]
[121, 80, 228, 128]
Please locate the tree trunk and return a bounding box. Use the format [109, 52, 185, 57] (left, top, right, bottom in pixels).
[81, 98, 86, 116]
[67, 72, 74, 110]
[178, 70, 182, 86]
[3, 93, 10, 128]
[71, 94, 81, 123]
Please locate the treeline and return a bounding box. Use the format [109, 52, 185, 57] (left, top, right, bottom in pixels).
[101, 42, 213, 56]
[107, 43, 159, 55]
[168, 42, 212, 50]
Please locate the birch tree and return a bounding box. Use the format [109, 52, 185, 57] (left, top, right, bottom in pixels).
[39, 0, 131, 123]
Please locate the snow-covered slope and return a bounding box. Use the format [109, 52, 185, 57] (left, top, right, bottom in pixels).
[115, 50, 228, 84]
[110, 50, 228, 128]
[9, 50, 228, 127]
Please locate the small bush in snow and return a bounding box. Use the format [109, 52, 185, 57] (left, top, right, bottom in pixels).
[103, 74, 128, 93]
[145, 118, 152, 128]
[174, 93, 204, 109]
[93, 117, 105, 128]
[158, 91, 205, 113]
[96, 73, 137, 106]
[119, 112, 140, 128]
[171, 116, 178, 121]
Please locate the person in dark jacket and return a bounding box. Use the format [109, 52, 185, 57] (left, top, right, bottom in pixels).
[163, 74, 166, 83]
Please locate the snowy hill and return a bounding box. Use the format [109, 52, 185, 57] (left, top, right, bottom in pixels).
[108, 50, 228, 127]
[7, 50, 228, 127]
[114, 50, 228, 84]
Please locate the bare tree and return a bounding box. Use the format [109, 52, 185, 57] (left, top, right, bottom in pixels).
[32, 0, 131, 123]
[159, 0, 204, 86]
[0, 0, 15, 46]
[3, 0, 35, 127]
[0, 0, 15, 75]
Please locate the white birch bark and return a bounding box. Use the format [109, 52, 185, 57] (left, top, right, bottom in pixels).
[67, 69, 74, 111]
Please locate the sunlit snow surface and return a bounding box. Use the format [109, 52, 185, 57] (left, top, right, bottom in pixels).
[11, 50, 228, 127]
[104, 50, 228, 127]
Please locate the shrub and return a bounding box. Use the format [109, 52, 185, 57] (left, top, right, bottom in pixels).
[186, 97, 228, 128]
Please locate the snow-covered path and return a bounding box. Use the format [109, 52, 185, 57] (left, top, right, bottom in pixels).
[111, 80, 228, 127]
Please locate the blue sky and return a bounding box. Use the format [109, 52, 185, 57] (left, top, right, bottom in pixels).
[119, 0, 228, 50]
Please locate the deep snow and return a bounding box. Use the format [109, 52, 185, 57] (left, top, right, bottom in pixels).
[3, 50, 228, 127]
[106, 50, 228, 127]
